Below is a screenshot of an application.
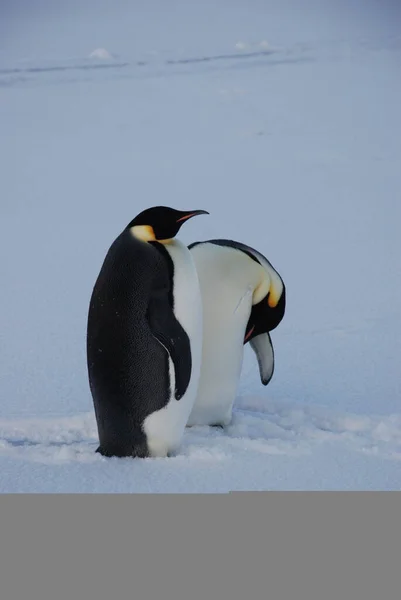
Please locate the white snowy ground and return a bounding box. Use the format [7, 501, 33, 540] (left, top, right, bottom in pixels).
[1, 0, 400, 492]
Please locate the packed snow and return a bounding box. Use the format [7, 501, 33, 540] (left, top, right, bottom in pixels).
[1, 0, 400, 492]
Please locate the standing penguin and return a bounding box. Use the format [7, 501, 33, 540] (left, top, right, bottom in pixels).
[87, 206, 208, 458]
[186, 239, 285, 427]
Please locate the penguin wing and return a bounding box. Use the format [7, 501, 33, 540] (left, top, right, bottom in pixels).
[249, 332, 275, 386]
[146, 291, 192, 400]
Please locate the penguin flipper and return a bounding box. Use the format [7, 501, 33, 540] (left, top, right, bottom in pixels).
[249, 332, 275, 386]
[147, 294, 192, 400]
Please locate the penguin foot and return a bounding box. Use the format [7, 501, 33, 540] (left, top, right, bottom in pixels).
[96, 443, 149, 458]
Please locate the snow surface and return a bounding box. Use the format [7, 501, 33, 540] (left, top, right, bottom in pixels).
[1, 0, 400, 492]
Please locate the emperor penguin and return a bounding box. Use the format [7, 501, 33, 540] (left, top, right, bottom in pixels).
[87, 206, 208, 458]
[186, 239, 285, 427]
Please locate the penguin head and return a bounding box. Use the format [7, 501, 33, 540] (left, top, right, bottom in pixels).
[244, 285, 286, 343]
[127, 206, 209, 242]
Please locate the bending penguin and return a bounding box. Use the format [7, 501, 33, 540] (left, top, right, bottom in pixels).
[87, 206, 209, 458]
[186, 239, 285, 428]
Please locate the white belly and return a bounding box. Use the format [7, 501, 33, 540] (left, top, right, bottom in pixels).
[187, 243, 264, 427]
[143, 239, 202, 456]
[187, 298, 252, 426]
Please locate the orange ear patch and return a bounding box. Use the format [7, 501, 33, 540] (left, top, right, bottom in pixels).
[130, 225, 156, 242]
[267, 288, 280, 308]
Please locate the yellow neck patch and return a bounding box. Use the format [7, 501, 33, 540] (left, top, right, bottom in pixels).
[252, 269, 283, 308]
[130, 225, 172, 244]
[267, 286, 281, 308]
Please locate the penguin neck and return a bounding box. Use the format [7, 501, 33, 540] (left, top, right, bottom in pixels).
[193, 243, 269, 308]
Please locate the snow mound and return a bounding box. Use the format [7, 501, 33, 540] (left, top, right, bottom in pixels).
[88, 48, 114, 60]
[235, 42, 250, 51]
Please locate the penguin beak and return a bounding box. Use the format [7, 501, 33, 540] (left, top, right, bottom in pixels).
[244, 324, 255, 343]
[176, 210, 209, 223]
